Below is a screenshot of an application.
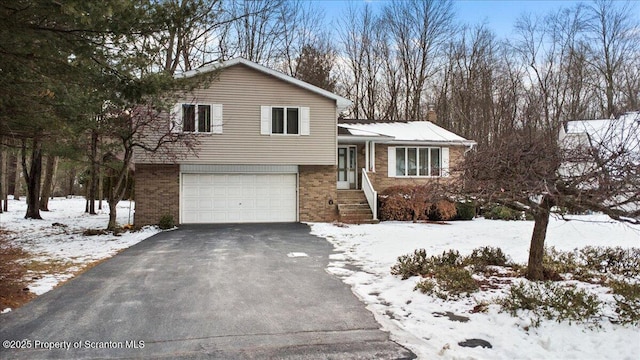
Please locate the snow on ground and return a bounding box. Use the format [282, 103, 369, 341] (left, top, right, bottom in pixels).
[311, 215, 640, 360]
[0, 197, 160, 298]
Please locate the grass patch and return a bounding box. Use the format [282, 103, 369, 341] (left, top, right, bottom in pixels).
[0, 233, 36, 310]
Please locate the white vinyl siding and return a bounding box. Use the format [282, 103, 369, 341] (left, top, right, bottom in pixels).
[388, 146, 449, 177]
[139, 65, 336, 165]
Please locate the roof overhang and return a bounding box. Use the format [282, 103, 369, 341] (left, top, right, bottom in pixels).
[176, 57, 353, 111]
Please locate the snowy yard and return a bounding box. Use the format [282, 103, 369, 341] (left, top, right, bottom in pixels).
[2, 197, 638, 359]
[311, 216, 640, 360]
[0, 197, 159, 308]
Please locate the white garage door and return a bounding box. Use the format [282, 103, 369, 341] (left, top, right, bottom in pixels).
[181, 173, 297, 223]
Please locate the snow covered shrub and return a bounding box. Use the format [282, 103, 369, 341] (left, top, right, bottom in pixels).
[391, 249, 463, 280]
[427, 265, 478, 299]
[466, 246, 509, 270]
[158, 214, 175, 230]
[391, 249, 430, 279]
[608, 280, 640, 325]
[499, 281, 602, 327]
[454, 201, 476, 220]
[580, 247, 640, 277]
[542, 247, 582, 279]
[428, 200, 457, 221]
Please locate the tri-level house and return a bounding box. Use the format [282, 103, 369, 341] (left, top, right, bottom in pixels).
[133, 58, 475, 226]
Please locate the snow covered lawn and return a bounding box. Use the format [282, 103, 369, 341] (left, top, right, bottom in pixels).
[0, 197, 159, 307]
[311, 216, 640, 360]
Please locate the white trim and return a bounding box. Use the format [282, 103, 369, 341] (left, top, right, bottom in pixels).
[300, 107, 310, 135]
[442, 147, 450, 177]
[389, 146, 448, 178]
[176, 57, 352, 110]
[260, 106, 271, 135]
[211, 104, 223, 134]
[387, 147, 396, 177]
[262, 106, 306, 136]
[176, 103, 222, 134]
[180, 164, 298, 174]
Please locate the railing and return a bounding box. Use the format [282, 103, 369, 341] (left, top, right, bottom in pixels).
[361, 168, 378, 220]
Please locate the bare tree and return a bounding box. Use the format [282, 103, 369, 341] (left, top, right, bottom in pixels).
[337, 3, 386, 119]
[462, 113, 639, 280]
[586, 0, 640, 117]
[382, 0, 455, 120]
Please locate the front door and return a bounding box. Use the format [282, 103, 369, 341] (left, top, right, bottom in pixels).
[337, 146, 357, 189]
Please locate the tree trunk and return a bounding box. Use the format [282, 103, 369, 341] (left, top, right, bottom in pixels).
[88, 130, 98, 214]
[39, 155, 57, 211]
[0, 138, 5, 213]
[67, 168, 75, 196]
[22, 138, 43, 219]
[98, 165, 103, 210]
[526, 197, 553, 280]
[107, 198, 118, 231]
[13, 154, 21, 201]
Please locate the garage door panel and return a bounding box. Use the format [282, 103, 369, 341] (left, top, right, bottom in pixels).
[181, 173, 297, 224]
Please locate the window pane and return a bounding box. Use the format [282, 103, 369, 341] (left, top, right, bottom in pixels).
[431, 148, 441, 176]
[395, 148, 406, 176]
[286, 108, 299, 134]
[407, 148, 417, 176]
[182, 104, 195, 132]
[198, 105, 211, 132]
[338, 148, 347, 181]
[272, 107, 284, 134]
[419, 148, 429, 176]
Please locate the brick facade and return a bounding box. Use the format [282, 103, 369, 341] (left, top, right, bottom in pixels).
[299, 165, 338, 222]
[134, 164, 180, 227]
[352, 143, 465, 191]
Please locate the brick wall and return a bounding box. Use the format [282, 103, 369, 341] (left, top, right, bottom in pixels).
[299, 165, 338, 222]
[367, 144, 465, 190]
[134, 164, 180, 227]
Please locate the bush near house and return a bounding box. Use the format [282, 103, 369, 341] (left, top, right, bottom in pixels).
[483, 204, 531, 220]
[378, 185, 457, 221]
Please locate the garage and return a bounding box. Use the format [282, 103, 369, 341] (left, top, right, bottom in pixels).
[180, 171, 297, 224]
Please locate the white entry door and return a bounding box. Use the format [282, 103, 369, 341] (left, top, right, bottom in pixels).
[337, 146, 357, 190]
[181, 173, 297, 223]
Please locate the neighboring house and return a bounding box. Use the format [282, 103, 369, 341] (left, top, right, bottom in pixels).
[558, 111, 639, 190]
[133, 58, 475, 226]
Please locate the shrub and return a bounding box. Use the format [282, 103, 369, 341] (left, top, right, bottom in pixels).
[391, 249, 430, 280]
[428, 200, 457, 221]
[580, 247, 640, 277]
[608, 280, 640, 325]
[390, 249, 463, 279]
[455, 202, 476, 220]
[378, 184, 453, 222]
[415, 265, 478, 300]
[378, 185, 431, 221]
[158, 214, 175, 230]
[466, 246, 508, 270]
[499, 281, 601, 327]
[485, 205, 523, 221]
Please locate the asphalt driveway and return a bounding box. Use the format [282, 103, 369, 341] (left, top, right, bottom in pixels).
[0, 223, 414, 359]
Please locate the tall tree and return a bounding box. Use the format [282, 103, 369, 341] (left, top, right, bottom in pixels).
[294, 43, 337, 92]
[586, 0, 640, 117]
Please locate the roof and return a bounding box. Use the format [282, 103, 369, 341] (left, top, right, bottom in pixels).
[338, 121, 476, 146]
[562, 112, 639, 149]
[175, 57, 352, 110]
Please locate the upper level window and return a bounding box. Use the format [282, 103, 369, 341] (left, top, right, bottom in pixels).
[395, 147, 442, 177]
[173, 103, 222, 134]
[260, 106, 310, 136]
[271, 107, 299, 135]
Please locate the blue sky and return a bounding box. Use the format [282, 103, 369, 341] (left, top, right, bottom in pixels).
[313, 0, 631, 38]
